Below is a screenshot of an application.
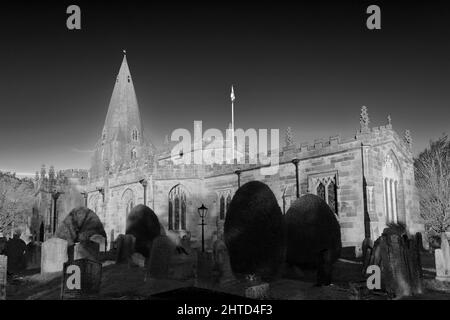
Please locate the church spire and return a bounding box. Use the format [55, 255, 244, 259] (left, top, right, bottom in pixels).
[91, 52, 147, 175]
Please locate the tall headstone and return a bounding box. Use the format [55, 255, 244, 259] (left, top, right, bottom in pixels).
[148, 235, 174, 279]
[0, 255, 7, 300]
[41, 238, 68, 274]
[435, 233, 450, 282]
[25, 242, 41, 270]
[115, 234, 136, 264]
[212, 240, 235, 285]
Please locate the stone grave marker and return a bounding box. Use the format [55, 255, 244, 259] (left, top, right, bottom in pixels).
[245, 281, 270, 300]
[26, 242, 41, 270]
[212, 240, 235, 285]
[90, 235, 107, 252]
[61, 258, 102, 300]
[0, 255, 7, 300]
[115, 234, 136, 264]
[41, 238, 68, 274]
[74, 241, 100, 261]
[148, 235, 174, 279]
[435, 233, 450, 282]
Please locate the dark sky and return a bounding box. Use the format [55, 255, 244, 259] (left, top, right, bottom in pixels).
[1, 1, 449, 174]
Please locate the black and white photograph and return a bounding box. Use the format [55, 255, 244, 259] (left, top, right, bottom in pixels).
[0, 0, 450, 311]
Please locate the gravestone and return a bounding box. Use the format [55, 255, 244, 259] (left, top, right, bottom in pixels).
[74, 241, 100, 261]
[90, 235, 107, 252]
[148, 235, 174, 279]
[435, 233, 450, 282]
[41, 238, 68, 274]
[25, 242, 41, 270]
[245, 282, 270, 300]
[0, 255, 6, 300]
[131, 253, 146, 268]
[61, 258, 102, 300]
[115, 234, 136, 264]
[212, 240, 235, 285]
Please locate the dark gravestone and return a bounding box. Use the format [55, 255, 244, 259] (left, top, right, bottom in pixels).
[126, 205, 161, 258]
[224, 181, 285, 280]
[0, 255, 6, 300]
[90, 235, 107, 252]
[115, 234, 136, 264]
[61, 258, 102, 300]
[212, 239, 234, 285]
[74, 241, 100, 261]
[5, 236, 27, 274]
[25, 242, 41, 270]
[148, 235, 174, 279]
[285, 194, 341, 285]
[368, 227, 423, 298]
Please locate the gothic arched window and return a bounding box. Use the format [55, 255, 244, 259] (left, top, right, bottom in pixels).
[168, 185, 187, 231]
[383, 152, 401, 224]
[309, 173, 339, 216]
[327, 181, 338, 214]
[219, 196, 225, 220]
[226, 195, 232, 213]
[317, 183, 326, 202]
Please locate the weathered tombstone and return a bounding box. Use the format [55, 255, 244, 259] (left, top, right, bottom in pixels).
[41, 238, 68, 274]
[367, 226, 423, 298]
[244, 278, 270, 299]
[61, 258, 102, 300]
[0, 255, 7, 300]
[74, 241, 100, 261]
[147, 235, 174, 279]
[212, 239, 235, 285]
[90, 235, 107, 252]
[115, 234, 136, 264]
[131, 253, 146, 268]
[435, 233, 450, 282]
[25, 242, 41, 270]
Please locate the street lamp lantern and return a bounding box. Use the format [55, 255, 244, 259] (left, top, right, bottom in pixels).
[197, 204, 208, 252]
[139, 179, 148, 205]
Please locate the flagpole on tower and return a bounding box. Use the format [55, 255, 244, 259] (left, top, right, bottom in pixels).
[231, 85, 235, 162]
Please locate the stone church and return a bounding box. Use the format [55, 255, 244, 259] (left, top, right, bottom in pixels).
[32, 53, 424, 255]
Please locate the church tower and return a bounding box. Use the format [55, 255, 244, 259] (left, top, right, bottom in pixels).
[90, 52, 149, 178]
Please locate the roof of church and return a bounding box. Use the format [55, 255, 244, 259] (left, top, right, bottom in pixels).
[102, 52, 143, 145]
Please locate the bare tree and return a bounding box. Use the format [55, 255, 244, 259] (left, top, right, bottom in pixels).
[414, 135, 450, 237]
[0, 172, 35, 236]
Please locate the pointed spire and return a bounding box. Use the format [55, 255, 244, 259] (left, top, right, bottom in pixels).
[230, 85, 235, 102]
[387, 114, 392, 126]
[360, 106, 370, 133]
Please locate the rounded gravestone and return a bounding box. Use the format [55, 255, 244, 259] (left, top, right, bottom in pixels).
[224, 181, 284, 280]
[126, 204, 161, 257]
[56, 207, 106, 246]
[285, 194, 341, 285]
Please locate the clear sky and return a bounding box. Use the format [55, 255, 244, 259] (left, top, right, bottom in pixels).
[1, 1, 449, 175]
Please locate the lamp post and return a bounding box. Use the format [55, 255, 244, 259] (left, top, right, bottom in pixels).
[292, 159, 300, 199]
[139, 179, 148, 206]
[51, 190, 63, 234]
[235, 169, 242, 188]
[198, 204, 208, 252]
[81, 191, 88, 207]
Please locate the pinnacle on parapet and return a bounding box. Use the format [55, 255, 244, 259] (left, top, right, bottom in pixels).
[360, 106, 370, 133]
[285, 126, 294, 147]
[404, 129, 412, 149]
